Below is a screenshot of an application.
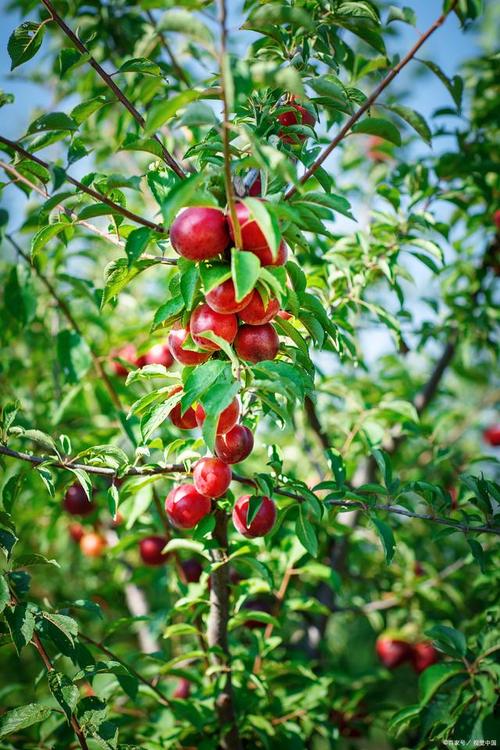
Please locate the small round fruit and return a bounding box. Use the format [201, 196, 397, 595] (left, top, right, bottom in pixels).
[80, 532, 107, 558]
[136, 343, 173, 369]
[63, 484, 95, 516]
[234, 323, 279, 363]
[483, 425, 500, 446]
[253, 240, 288, 267]
[215, 425, 254, 464]
[69, 523, 85, 543]
[375, 637, 412, 669]
[232, 495, 276, 538]
[277, 310, 292, 320]
[227, 202, 269, 252]
[110, 344, 137, 377]
[195, 398, 240, 435]
[190, 303, 238, 351]
[167, 386, 197, 430]
[495, 210, 500, 231]
[181, 558, 203, 583]
[278, 99, 316, 144]
[248, 174, 262, 197]
[173, 677, 191, 699]
[166, 485, 211, 529]
[168, 325, 211, 366]
[411, 642, 439, 674]
[170, 207, 229, 261]
[239, 290, 279, 325]
[206, 279, 252, 314]
[193, 457, 232, 498]
[139, 536, 169, 566]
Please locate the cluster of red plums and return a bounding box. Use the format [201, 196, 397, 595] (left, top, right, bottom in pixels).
[376, 636, 439, 674]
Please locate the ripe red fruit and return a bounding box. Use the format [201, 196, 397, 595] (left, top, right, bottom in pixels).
[195, 398, 240, 435]
[253, 240, 288, 267]
[69, 523, 85, 543]
[181, 558, 203, 583]
[234, 323, 279, 363]
[63, 484, 95, 516]
[206, 279, 252, 314]
[80, 532, 107, 558]
[190, 303, 238, 351]
[170, 207, 229, 261]
[173, 677, 191, 699]
[215, 425, 254, 464]
[232, 495, 276, 538]
[227, 201, 272, 251]
[166, 485, 212, 529]
[278, 99, 316, 144]
[139, 536, 169, 566]
[193, 457, 232, 498]
[248, 174, 262, 197]
[277, 309, 292, 320]
[136, 343, 173, 369]
[495, 210, 500, 231]
[411, 642, 440, 673]
[483, 425, 500, 446]
[168, 386, 197, 430]
[239, 289, 279, 325]
[413, 561, 425, 577]
[168, 324, 211, 366]
[375, 637, 412, 669]
[110, 344, 137, 377]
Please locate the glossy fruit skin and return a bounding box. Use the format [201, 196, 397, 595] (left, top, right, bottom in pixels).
[111, 344, 137, 377]
[411, 642, 440, 673]
[69, 523, 85, 543]
[483, 425, 500, 446]
[205, 279, 252, 314]
[136, 343, 173, 369]
[232, 495, 276, 538]
[227, 202, 268, 252]
[215, 425, 254, 464]
[239, 290, 279, 325]
[181, 558, 203, 583]
[139, 536, 169, 566]
[173, 677, 191, 699]
[195, 398, 240, 435]
[193, 457, 232, 498]
[165, 485, 211, 529]
[168, 325, 211, 366]
[190, 303, 238, 351]
[277, 310, 292, 320]
[234, 323, 279, 363]
[168, 386, 197, 430]
[375, 637, 412, 669]
[248, 174, 262, 197]
[278, 100, 316, 144]
[63, 484, 95, 516]
[170, 207, 229, 261]
[253, 240, 288, 267]
[80, 532, 106, 558]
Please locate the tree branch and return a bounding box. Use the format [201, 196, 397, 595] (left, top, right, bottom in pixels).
[207, 509, 242, 750]
[39, 0, 186, 179]
[145, 10, 190, 88]
[284, 0, 459, 200]
[0, 136, 165, 233]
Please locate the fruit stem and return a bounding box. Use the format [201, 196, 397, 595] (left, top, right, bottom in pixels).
[218, 0, 243, 251]
[207, 509, 242, 750]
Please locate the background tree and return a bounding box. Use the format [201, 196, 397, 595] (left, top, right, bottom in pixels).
[0, 1, 498, 749]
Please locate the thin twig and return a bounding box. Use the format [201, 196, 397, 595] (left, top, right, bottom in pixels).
[284, 0, 459, 200]
[145, 10, 190, 87]
[39, 0, 186, 179]
[0, 136, 164, 232]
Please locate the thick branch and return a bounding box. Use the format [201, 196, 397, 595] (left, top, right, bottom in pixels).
[0, 136, 164, 233]
[284, 0, 459, 200]
[207, 510, 242, 750]
[39, 0, 186, 179]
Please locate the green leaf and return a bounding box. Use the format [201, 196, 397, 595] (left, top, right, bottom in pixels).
[125, 227, 152, 267]
[246, 496, 264, 526]
[67, 467, 93, 503]
[31, 222, 68, 259]
[384, 104, 432, 145]
[418, 662, 466, 705]
[27, 112, 78, 135]
[71, 95, 108, 125]
[372, 517, 396, 563]
[41, 612, 78, 647]
[467, 538, 486, 573]
[296, 508, 318, 556]
[241, 198, 281, 260]
[56, 330, 92, 385]
[151, 295, 185, 331]
[201, 380, 241, 451]
[161, 172, 214, 227]
[231, 250, 261, 301]
[0, 576, 10, 615]
[5, 603, 35, 654]
[8, 22, 45, 70]
[243, 5, 314, 32]
[351, 117, 401, 145]
[145, 91, 202, 135]
[200, 263, 232, 294]
[0, 703, 52, 738]
[425, 625, 467, 658]
[118, 58, 163, 76]
[48, 672, 79, 722]
[12, 553, 59, 569]
[101, 257, 157, 308]
[179, 259, 200, 309]
[158, 9, 214, 44]
[387, 5, 416, 25]
[417, 59, 463, 108]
